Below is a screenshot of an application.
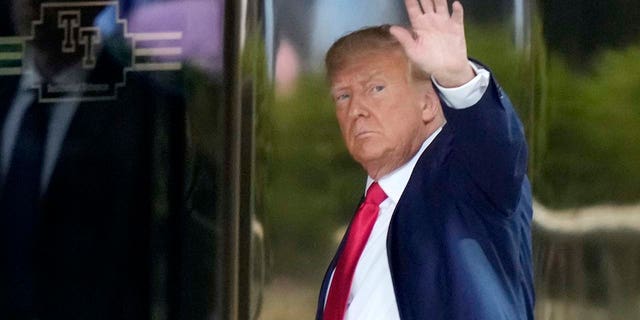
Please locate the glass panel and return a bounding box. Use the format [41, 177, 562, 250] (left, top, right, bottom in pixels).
[0, 0, 232, 319]
[261, 0, 538, 318]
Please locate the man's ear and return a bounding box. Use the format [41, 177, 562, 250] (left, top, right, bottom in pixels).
[420, 86, 440, 124]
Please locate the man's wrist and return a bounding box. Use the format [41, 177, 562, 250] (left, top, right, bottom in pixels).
[432, 63, 476, 88]
[432, 61, 491, 109]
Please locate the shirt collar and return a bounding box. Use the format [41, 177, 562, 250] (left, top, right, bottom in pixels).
[365, 125, 444, 204]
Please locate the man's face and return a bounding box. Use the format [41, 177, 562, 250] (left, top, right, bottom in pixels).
[330, 50, 435, 178]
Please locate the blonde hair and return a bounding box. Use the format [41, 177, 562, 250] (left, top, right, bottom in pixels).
[325, 25, 429, 82]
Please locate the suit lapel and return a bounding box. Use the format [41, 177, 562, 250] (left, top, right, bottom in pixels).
[390, 123, 454, 224]
[386, 124, 454, 319]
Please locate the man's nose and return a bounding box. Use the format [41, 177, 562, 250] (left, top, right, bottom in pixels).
[348, 94, 370, 118]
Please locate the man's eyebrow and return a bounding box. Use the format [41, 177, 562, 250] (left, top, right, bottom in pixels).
[330, 84, 349, 93]
[331, 70, 387, 92]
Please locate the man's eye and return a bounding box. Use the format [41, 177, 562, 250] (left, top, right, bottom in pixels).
[372, 85, 385, 93]
[335, 93, 350, 101]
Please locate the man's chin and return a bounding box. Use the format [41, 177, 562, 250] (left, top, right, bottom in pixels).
[352, 150, 386, 168]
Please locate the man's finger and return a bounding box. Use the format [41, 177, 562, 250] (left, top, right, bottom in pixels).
[389, 26, 416, 52]
[433, 0, 448, 14]
[418, 0, 434, 13]
[451, 1, 464, 24]
[405, 0, 425, 17]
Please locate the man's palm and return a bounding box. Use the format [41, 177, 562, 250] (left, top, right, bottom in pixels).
[390, 0, 473, 87]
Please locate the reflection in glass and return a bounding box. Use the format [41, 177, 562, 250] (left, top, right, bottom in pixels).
[0, 0, 231, 319]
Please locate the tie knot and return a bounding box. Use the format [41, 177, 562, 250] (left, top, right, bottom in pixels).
[364, 182, 387, 206]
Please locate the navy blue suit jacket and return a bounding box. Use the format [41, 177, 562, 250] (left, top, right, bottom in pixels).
[316, 72, 534, 319]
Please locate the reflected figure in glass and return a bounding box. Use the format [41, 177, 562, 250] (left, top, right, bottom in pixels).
[0, 0, 225, 319]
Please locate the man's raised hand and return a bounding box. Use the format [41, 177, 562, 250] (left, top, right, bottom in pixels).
[390, 0, 474, 88]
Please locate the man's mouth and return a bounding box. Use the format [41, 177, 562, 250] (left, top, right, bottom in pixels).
[355, 130, 376, 138]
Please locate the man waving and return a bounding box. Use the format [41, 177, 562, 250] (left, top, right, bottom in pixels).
[316, 0, 534, 319]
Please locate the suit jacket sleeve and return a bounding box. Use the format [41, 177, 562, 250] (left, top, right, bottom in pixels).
[440, 68, 528, 216]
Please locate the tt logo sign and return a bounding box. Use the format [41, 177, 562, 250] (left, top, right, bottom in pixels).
[0, 1, 183, 102]
[58, 11, 101, 68]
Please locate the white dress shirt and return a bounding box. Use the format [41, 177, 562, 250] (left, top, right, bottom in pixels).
[326, 62, 491, 319]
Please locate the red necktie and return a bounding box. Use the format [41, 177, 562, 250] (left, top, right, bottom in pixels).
[323, 182, 388, 320]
